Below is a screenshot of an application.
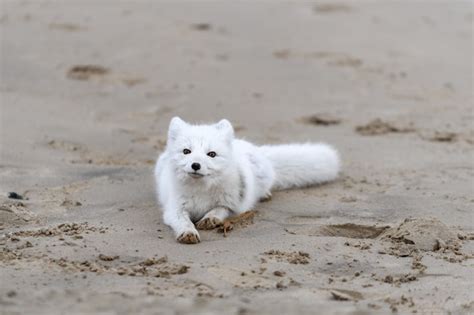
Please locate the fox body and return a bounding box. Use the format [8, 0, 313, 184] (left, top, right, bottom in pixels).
[154, 117, 340, 244]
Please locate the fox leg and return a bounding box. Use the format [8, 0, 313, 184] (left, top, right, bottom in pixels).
[163, 203, 200, 244]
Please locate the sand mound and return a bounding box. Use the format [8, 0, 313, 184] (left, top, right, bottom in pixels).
[263, 250, 310, 265]
[67, 65, 109, 80]
[382, 218, 459, 251]
[355, 119, 414, 136]
[301, 114, 341, 126]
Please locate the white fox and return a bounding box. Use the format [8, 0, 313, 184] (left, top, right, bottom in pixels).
[154, 117, 340, 244]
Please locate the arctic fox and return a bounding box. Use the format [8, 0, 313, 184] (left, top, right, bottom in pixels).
[154, 117, 340, 244]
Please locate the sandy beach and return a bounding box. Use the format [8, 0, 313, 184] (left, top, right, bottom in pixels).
[1, 1, 473, 314]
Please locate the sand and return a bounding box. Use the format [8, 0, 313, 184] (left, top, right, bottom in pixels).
[1, 1, 473, 314]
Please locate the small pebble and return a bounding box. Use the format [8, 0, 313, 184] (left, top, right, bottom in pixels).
[273, 270, 285, 277]
[8, 192, 23, 200]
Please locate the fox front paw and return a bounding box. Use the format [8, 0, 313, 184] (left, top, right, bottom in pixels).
[196, 216, 223, 230]
[259, 191, 272, 202]
[177, 231, 200, 244]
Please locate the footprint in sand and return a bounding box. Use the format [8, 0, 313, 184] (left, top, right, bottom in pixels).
[208, 266, 276, 289]
[285, 223, 389, 239]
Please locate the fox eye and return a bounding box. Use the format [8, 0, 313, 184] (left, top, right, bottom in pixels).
[207, 151, 217, 158]
[183, 149, 191, 155]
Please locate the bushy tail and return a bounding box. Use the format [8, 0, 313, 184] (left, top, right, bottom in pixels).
[259, 143, 340, 190]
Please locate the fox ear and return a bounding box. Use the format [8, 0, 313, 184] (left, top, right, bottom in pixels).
[168, 116, 186, 142]
[215, 119, 234, 141]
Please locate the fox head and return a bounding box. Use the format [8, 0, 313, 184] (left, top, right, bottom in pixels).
[166, 117, 235, 181]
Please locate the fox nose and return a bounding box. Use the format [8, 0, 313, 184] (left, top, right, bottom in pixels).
[191, 163, 201, 171]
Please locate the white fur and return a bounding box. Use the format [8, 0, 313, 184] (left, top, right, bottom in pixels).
[259, 143, 340, 190]
[154, 117, 340, 243]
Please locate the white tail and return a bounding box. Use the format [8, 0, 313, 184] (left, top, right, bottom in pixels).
[259, 143, 340, 190]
